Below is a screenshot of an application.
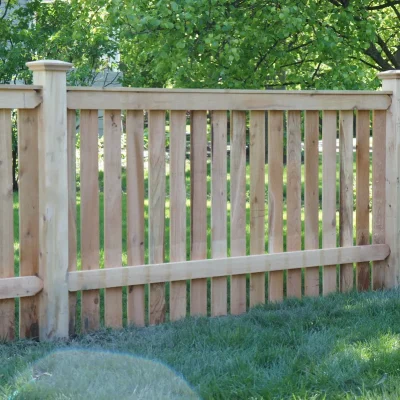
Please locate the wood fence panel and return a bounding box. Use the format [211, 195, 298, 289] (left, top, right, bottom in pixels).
[104, 110, 123, 327]
[80, 110, 100, 332]
[18, 109, 39, 339]
[67, 109, 77, 335]
[268, 111, 284, 302]
[339, 111, 354, 291]
[356, 110, 371, 291]
[211, 111, 227, 316]
[304, 111, 320, 296]
[230, 111, 247, 314]
[126, 110, 145, 326]
[190, 111, 208, 316]
[148, 110, 166, 324]
[67, 89, 391, 111]
[0, 109, 14, 340]
[322, 111, 337, 295]
[69, 244, 390, 291]
[169, 110, 187, 321]
[286, 111, 302, 298]
[372, 110, 386, 289]
[250, 111, 265, 306]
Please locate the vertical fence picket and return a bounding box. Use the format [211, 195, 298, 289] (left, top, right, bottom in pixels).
[190, 111, 208, 316]
[372, 110, 386, 289]
[148, 110, 166, 324]
[18, 109, 39, 339]
[304, 111, 320, 296]
[250, 111, 266, 306]
[104, 110, 123, 327]
[126, 110, 145, 326]
[211, 111, 227, 316]
[230, 111, 247, 314]
[356, 110, 371, 291]
[0, 109, 14, 340]
[67, 109, 77, 336]
[169, 110, 187, 321]
[80, 110, 100, 332]
[286, 111, 302, 298]
[339, 111, 354, 292]
[268, 111, 284, 302]
[322, 111, 337, 295]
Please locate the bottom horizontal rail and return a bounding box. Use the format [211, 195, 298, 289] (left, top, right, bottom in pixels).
[0, 276, 43, 300]
[68, 244, 390, 291]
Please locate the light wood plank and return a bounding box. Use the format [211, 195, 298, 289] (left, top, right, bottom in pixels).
[104, 110, 123, 327]
[69, 244, 390, 291]
[0, 88, 42, 109]
[304, 111, 320, 296]
[268, 111, 284, 302]
[286, 111, 302, 298]
[28, 61, 71, 340]
[372, 110, 387, 289]
[67, 109, 77, 336]
[80, 110, 100, 332]
[250, 111, 266, 306]
[67, 89, 391, 111]
[190, 111, 208, 316]
[211, 111, 228, 316]
[0, 109, 14, 340]
[67, 87, 391, 95]
[379, 72, 400, 288]
[18, 109, 39, 339]
[230, 111, 247, 314]
[169, 111, 187, 321]
[126, 110, 145, 326]
[356, 110, 371, 291]
[148, 110, 166, 324]
[339, 111, 354, 292]
[322, 111, 338, 295]
[0, 276, 43, 300]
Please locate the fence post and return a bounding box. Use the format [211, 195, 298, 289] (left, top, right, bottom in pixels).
[378, 70, 400, 288]
[27, 60, 72, 340]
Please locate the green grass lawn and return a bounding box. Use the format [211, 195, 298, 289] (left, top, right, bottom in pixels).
[2, 289, 400, 399]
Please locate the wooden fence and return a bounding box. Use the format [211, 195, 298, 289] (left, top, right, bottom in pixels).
[0, 60, 399, 341]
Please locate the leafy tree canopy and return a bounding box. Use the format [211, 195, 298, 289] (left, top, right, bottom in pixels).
[0, 0, 399, 89]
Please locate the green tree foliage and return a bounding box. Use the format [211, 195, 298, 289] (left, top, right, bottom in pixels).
[111, 0, 400, 89]
[1, 0, 400, 189]
[1, 0, 399, 88]
[0, 0, 116, 85]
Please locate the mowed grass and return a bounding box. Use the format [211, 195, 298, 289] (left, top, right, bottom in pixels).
[2, 289, 400, 399]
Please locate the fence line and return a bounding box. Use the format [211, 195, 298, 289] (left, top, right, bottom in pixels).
[0, 60, 399, 341]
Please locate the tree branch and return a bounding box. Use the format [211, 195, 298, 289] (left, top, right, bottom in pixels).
[391, 4, 400, 19]
[364, 42, 393, 70]
[367, 1, 400, 10]
[1, 0, 12, 20]
[349, 56, 381, 70]
[376, 34, 399, 67]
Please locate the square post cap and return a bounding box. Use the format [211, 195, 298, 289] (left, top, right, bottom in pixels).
[26, 60, 73, 72]
[377, 70, 400, 80]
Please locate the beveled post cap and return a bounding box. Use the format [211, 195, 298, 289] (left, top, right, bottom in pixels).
[377, 70, 400, 80]
[26, 60, 73, 72]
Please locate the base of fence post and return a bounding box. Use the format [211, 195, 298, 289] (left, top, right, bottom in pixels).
[27, 60, 72, 340]
[378, 70, 400, 289]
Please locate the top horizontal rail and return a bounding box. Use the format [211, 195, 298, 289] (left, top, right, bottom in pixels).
[67, 87, 392, 110]
[0, 85, 42, 109]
